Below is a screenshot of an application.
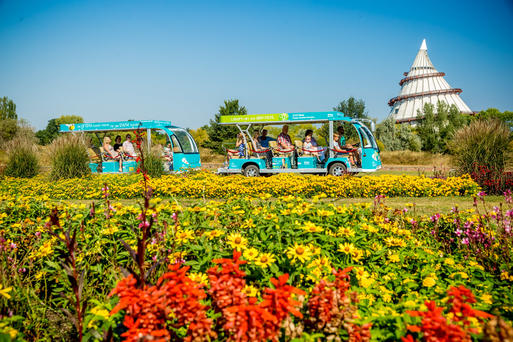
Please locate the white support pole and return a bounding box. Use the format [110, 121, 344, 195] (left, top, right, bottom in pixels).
[147, 128, 151, 152]
[329, 121, 334, 158]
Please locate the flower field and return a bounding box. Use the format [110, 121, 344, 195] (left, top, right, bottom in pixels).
[0, 174, 512, 341]
[0, 172, 479, 199]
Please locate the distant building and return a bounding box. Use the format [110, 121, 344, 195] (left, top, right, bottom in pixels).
[388, 39, 472, 124]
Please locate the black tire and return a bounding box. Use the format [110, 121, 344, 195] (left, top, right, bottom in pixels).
[243, 164, 260, 177]
[328, 162, 347, 176]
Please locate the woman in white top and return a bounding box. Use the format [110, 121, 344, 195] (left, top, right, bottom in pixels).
[103, 136, 123, 172]
[122, 134, 137, 158]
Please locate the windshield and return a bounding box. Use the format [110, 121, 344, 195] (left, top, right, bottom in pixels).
[170, 128, 199, 153]
[359, 126, 377, 149]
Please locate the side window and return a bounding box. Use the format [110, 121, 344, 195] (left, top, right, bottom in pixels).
[358, 128, 372, 148]
[170, 135, 183, 153]
[170, 129, 198, 153]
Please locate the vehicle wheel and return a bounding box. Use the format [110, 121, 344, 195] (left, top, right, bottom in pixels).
[328, 162, 347, 176]
[243, 165, 260, 177]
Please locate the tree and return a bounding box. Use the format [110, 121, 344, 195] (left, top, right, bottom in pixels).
[57, 115, 84, 125]
[36, 115, 84, 145]
[476, 108, 513, 131]
[188, 127, 209, 147]
[203, 99, 247, 153]
[319, 97, 368, 143]
[376, 118, 421, 151]
[0, 97, 18, 143]
[416, 101, 468, 153]
[0, 97, 17, 120]
[333, 97, 368, 119]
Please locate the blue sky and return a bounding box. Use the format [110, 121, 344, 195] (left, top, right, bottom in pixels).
[1, 0, 512, 130]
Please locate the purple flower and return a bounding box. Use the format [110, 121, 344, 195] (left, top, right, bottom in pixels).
[35, 231, 41, 238]
[138, 221, 150, 229]
[10, 243, 17, 250]
[430, 213, 441, 222]
[478, 191, 486, 198]
[461, 237, 469, 245]
[455, 228, 463, 237]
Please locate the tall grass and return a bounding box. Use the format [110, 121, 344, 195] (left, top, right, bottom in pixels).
[450, 119, 510, 175]
[48, 134, 90, 180]
[141, 152, 164, 178]
[2, 130, 39, 178]
[380, 151, 451, 166]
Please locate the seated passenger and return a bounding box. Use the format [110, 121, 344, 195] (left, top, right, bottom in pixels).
[337, 126, 358, 166]
[303, 129, 318, 146]
[258, 129, 276, 148]
[277, 125, 293, 150]
[122, 134, 137, 158]
[163, 142, 173, 171]
[333, 133, 355, 166]
[113, 135, 123, 152]
[103, 136, 123, 172]
[303, 135, 318, 156]
[253, 131, 272, 168]
[236, 133, 246, 157]
[251, 131, 263, 151]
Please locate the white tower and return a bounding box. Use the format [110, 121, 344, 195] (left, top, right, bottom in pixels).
[388, 39, 472, 123]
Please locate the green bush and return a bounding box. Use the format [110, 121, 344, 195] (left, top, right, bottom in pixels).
[141, 153, 164, 178]
[49, 134, 90, 180]
[450, 119, 510, 175]
[4, 146, 39, 178]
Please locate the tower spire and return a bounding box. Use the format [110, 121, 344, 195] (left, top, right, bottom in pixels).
[420, 39, 427, 50]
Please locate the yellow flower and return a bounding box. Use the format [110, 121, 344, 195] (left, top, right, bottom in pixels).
[317, 209, 334, 217]
[204, 229, 224, 240]
[243, 248, 259, 261]
[241, 218, 256, 229]
[175, 229, 195, 244]
[90, 306, 110, 319]
[286, 243, 313, 263]
[188, 272, 209, 286]
[227, 233, 248, 251]
[481, 294, 493, 305]
[388, 254, 400, 263]
[423, 276, 436, 288]
[0, 284, 12, 299]
[337, 226, 355, 237]
[243, 285, 259, 297]
[254, 253, 276, 268]
[301, 221, 323, 233]
[338, 242, 356, 255]
[444, 258, 455, 265]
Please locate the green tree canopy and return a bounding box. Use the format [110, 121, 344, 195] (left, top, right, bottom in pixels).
[319, 97, 368, 142]
[36, 115, 84, 145]
[203, 99, 247, 153]
[416, 101, 468, 153]
[376, 118, 421, 151]
[476, 108, 513, 130]
[0, 97, 17, 120]
[333, 97, 368, 119]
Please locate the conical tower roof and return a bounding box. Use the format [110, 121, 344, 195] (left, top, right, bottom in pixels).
[388, 39, 472, 123]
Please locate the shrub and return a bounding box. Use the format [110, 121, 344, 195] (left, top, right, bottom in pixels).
[141, 152, 164, 178]
[4, 146, 39, 178]
[450, 119, 511, 193]
[450, 119, 510, 174]
[376, 118, 421, 151]
[3, 128, 39, 178]
[48, 134, 90, 180]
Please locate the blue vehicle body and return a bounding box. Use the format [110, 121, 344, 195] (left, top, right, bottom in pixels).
[59, 120, 201, 174]
[216, 111, 382, 176]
